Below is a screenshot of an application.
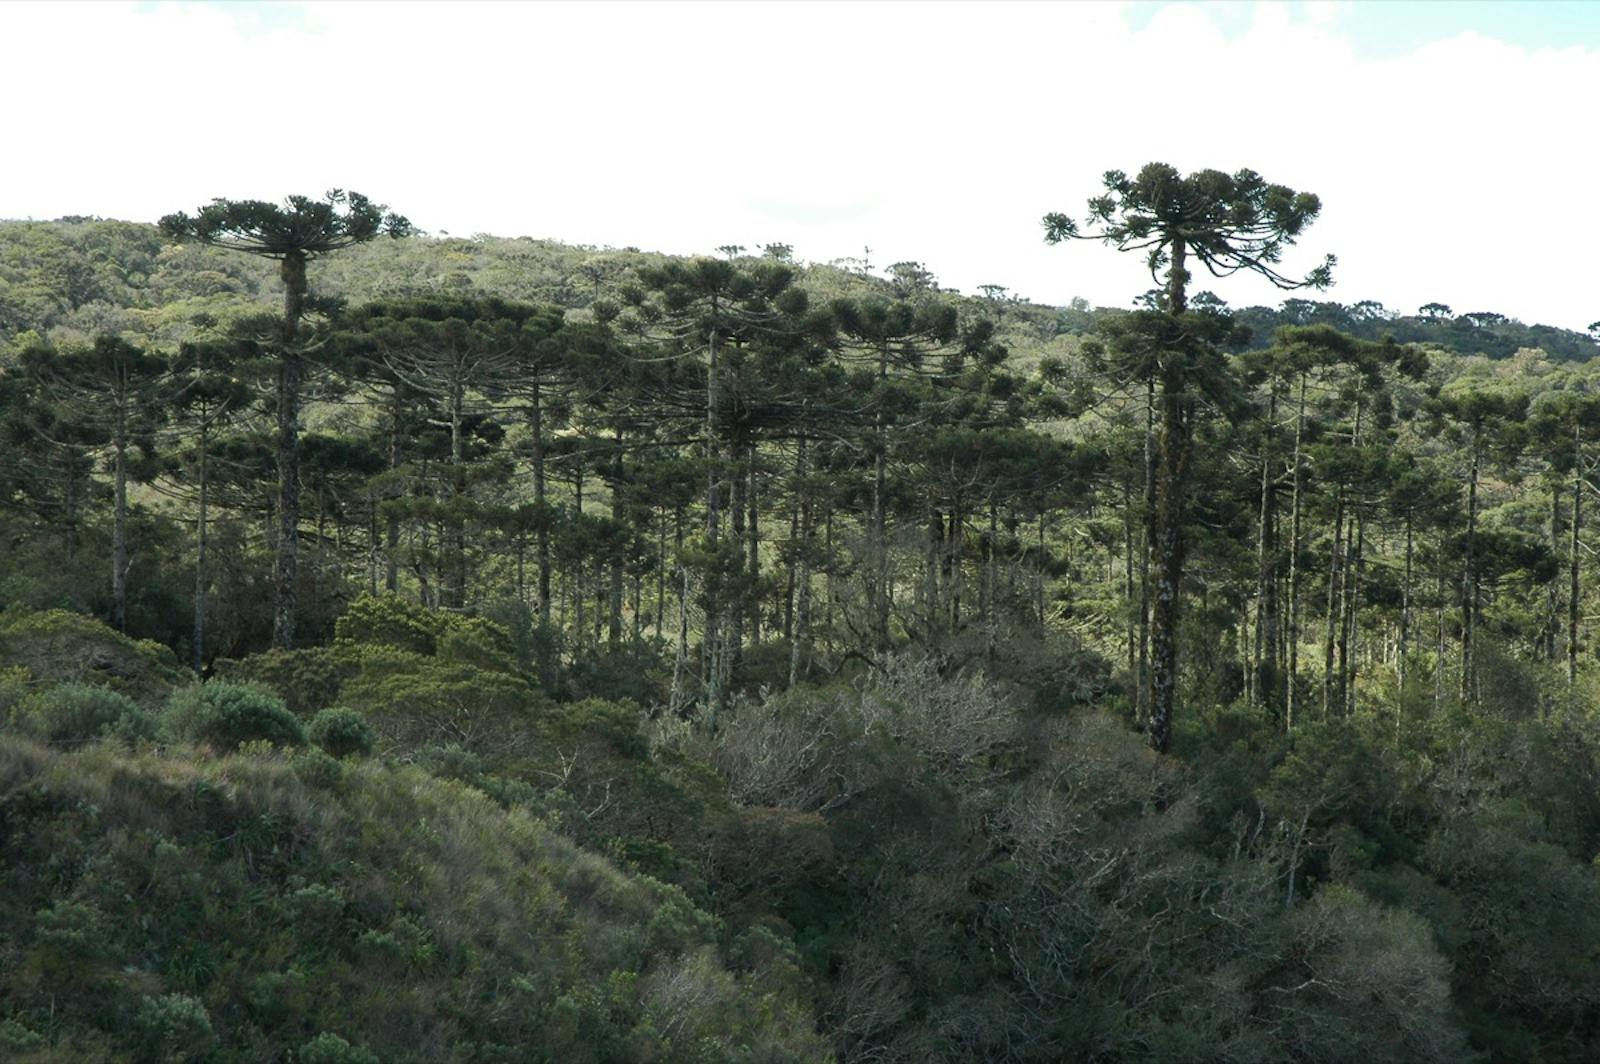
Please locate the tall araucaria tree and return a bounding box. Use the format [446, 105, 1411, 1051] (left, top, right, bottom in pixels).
[21, 336, 170, 633]
[159, 191, 410, 648]
[1044, 163, 1333, 752]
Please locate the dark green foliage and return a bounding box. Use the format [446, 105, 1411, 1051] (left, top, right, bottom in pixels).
[8, 189, 1600, 1064]
[8, 681, 152, 747]
[307, 707, 375, 760]
[161, 680, 305, 751]
[300, 1032, 380, 1064]
[159, 191, 410, 260]
[0, 608, 187, 700]
[0, 733, 824, 1061]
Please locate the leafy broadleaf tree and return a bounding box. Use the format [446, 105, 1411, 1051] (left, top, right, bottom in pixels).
[159, 191, 411, 648]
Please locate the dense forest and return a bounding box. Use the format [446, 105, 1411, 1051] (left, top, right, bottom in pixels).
[3, 168, 1600, 1063]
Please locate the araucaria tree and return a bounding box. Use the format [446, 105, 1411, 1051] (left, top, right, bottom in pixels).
[159, 191, 410, 648]
[1045, 164, 1334, 751]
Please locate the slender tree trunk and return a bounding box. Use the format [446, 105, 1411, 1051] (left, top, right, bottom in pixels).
[530, 380, 551, 624]
[1322, 486, 1345, 720]
[656, 508, 669, 641]
[609, 426, 624, 645]
[272, 251, 308, 649]
[193, 425, 210, 670]
[790, 440, 812, 689]
[1139, 377, 1155, 721]
[1461, 436, 1481, 701]
[1571, 430, 1583, 689]
[385, 387, 402, 593]
[1255, 383, 1280, 708]
[705, 322, 724, 716]
[729, 438, 747, 677]
[1286, 371, 1308, 729]
[111, 416, 128, 633]
[446, 377, 467, 611]
[1123, 482, 1137, 684]
[670, 506, 688, 713]
[1345, 509, 1365, 718]
[1399, 511, 1413, 691]
[747, 447, 761, 648]
[784, 446, 801, 643]
[63, 447, 78, 562]
[872, 347, 892, 651]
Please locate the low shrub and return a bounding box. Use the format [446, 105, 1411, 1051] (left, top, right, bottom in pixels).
[307, 707, 375, 760]
[162, 681, 305, 752]
[10, 682, 153, 747]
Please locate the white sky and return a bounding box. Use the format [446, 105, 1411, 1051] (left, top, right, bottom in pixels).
[4, 1, 1598, 330]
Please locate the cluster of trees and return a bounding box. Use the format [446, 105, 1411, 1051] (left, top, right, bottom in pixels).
[4, 167, 1600, 1060]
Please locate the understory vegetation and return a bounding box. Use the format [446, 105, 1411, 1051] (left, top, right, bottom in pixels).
[4, 170, 1600, 1061]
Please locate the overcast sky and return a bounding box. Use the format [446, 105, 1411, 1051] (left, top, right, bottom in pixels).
[5, 1, 1598, 329]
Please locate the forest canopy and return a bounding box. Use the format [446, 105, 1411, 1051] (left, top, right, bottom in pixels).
[3, 176, 1600, 1063]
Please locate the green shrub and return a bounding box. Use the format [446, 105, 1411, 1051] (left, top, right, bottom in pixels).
[162, 681, 305, 752]
[0, 607, 186, 698]
[292, 747, 345, 789]
[307, 707, 375, 759]
[11, 681, 151, 747]
[299, 1031, 379, 1064]
[0, 1019, 45, 1053]
[133, 992, 214, 1059]
[215, 646, 344, 714]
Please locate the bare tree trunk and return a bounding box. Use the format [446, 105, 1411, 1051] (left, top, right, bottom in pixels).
[1345, 509, 1365, 718]
[111, 419, 128, 633]
[748, 447, 761, 648]
[1571, 429, 1583, 689]
[1139, 377, 1155, 721]
[272, 251, 308, 649]
[1286, 371, 1308, 729]
[1399, 511, 1413, 691]
[63, 448, 78, 562]
[1322, 486, 1345, 721]
[609, 426, 625, 645]
[530, 380, 551, 624]
[1254, 382, 1280, 708]
[871, 345, 894, 651]
[729, 439, 747, 677]
[1461, 436, 1481, 701]
[790, 438, 812, 689]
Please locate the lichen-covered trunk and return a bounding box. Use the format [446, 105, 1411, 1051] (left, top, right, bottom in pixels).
[1148, 363, 1192, 755]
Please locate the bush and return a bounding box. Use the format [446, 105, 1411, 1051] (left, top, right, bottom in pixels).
[215, 646, 344, 714]
[307, 707, 375, 760]
[0, 607, 186, 699]
[10, 681, 152, 747]
[300, 1031, 379, 1064]
[162, 681, 305, 752]
[133, 992, 214, 1059]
